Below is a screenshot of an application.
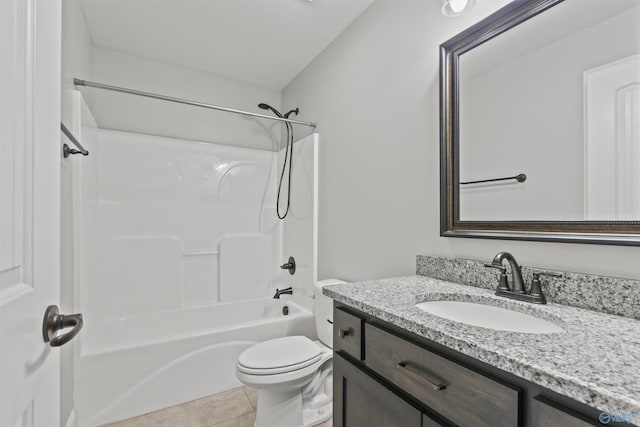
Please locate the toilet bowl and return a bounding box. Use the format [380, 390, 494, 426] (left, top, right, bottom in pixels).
[235, 279, 344, 427]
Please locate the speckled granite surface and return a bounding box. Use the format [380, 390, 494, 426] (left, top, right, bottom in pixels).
[324, 275, 640, 416]
[417, 255, 640, 320]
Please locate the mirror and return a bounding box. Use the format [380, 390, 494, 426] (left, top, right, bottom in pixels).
[441, 0, 640, 245]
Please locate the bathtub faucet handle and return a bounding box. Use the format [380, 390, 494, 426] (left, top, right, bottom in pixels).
[280, 256, 296, 275]
[273, 287, 293, 299]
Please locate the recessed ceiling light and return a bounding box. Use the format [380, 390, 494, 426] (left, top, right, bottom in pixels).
[442, 0, 476, 17]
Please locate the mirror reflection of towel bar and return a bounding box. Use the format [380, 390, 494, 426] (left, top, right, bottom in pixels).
[61, 122, 89, 158]
[460, 173, 526, 185]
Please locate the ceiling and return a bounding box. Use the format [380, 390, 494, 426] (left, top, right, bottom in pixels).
[80, 0, 376, 90]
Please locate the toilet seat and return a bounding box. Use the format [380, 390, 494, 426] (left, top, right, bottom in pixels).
[237, 336, 323, 375]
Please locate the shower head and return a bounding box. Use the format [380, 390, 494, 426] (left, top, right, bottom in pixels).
[258, 103, 283, 118]
[258, 103, 300, 120]
[284, 108, 299, 119]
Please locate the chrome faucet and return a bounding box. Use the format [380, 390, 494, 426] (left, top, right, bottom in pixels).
[273, 287, 293, 299]
[484, 252, 561, 304]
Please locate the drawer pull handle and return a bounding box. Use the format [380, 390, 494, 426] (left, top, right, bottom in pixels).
[338, 328, 352, 338]
[397, 362, 446, 391]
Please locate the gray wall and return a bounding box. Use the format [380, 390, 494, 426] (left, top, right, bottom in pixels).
[90, 46, 282, 151]
[282, 0, 640, 281]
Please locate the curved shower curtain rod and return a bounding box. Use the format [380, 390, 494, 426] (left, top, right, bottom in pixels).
[73, 78, 317, 129]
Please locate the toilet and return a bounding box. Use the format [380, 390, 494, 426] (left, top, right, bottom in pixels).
[236, 279, 344, 427]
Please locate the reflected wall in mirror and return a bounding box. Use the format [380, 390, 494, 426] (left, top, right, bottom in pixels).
[441, 0, 640, 245]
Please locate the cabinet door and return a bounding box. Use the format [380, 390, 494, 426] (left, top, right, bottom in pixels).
[334, 354, 422, 427]
[531, 397, 598, 427]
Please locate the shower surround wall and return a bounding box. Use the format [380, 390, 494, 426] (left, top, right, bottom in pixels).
[78, 128, 283, 320]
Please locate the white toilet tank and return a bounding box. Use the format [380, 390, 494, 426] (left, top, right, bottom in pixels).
[314, 279, 346, 349]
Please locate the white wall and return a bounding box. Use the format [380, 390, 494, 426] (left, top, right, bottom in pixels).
[89, 47, 283, 151]
[282, 0, 640, 281]
[459, 7, 640, 221]
[60, 1, 92, 425]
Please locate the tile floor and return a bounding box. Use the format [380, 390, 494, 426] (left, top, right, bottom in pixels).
[104, 386, 332, 427]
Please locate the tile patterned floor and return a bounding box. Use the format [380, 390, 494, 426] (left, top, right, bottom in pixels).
[103, 386, 332, 427]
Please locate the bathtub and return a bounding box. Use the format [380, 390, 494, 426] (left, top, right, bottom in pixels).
[75, 298, 315, 427]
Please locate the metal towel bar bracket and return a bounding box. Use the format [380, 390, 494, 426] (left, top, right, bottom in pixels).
[60, 122, 89, 158]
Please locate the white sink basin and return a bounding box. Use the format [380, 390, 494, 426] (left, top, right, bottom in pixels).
[415, 300, 565, 334]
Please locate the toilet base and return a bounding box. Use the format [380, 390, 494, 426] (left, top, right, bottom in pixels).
[255, 389, 303, 427]
[252, 363, 333, 427]
[301, 396, 332, 427]
[254, 389, 332, 427]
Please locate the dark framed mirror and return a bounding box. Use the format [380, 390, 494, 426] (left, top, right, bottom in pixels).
[440, 0, 640, 245]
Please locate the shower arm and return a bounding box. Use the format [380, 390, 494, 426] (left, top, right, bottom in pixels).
[73, 79, 317, 128]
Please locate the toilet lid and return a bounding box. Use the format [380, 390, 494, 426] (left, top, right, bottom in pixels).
[237, 336, 322, 374]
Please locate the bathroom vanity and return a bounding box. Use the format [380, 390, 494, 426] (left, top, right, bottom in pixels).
[326, 275, 640, 427]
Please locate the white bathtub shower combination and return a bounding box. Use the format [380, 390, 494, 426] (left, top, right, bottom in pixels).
[77, 298, 314, 426]
[70, 102, 319, 426]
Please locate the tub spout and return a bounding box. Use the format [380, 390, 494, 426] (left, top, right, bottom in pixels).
[273, 287, 293, 299]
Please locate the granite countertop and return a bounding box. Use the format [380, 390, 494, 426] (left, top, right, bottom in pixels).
[324, 275, 640, 415]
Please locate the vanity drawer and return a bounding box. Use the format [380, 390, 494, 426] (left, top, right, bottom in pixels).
[333, 308, 364, 360]
[365, 323, 520, 427]
[531, 397, 597, 427]
[334, 354, 423, 427]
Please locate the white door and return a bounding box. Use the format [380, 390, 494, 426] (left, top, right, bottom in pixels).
[584, 54, 640, 220]
[0, 1, 62, 427]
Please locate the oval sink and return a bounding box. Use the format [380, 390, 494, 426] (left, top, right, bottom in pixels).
[415, 301, 565, 334]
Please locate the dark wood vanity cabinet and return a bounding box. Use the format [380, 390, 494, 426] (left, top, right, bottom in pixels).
[333, 304, 619, 427]
[334, 354, 424, 427]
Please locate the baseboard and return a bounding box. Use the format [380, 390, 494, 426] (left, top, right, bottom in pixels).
[63, 409, 77, 427]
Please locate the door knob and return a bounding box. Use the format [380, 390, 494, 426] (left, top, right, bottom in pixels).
[42, 305, 83, 347]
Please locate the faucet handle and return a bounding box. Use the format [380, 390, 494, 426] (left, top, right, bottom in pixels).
[533, 271, 563, 279]
[528, 271, 561, 304]
[483, 263, 510, 292]
[280, 256, 296, 275]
